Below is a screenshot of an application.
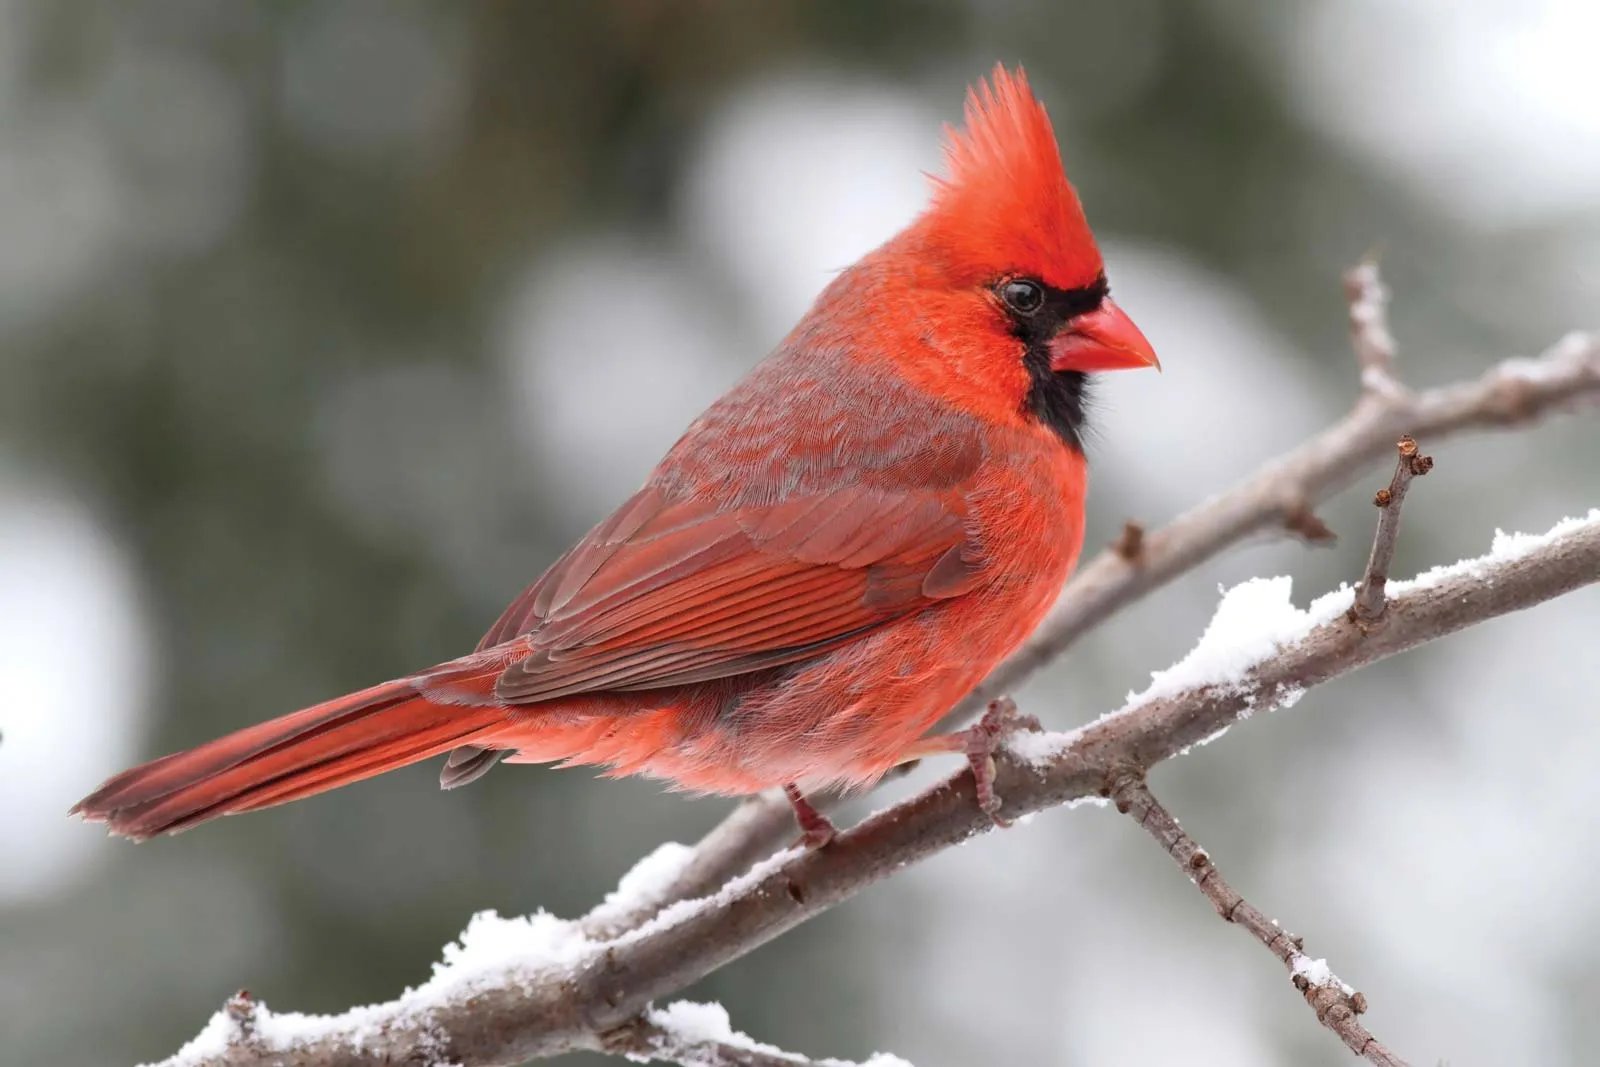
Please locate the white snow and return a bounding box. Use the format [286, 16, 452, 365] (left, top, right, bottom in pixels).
[1125, 576, 1355, 707]
[146, 841, 812, 1067]
[583, 842, 697, 930]
[636, 1000, 911, 1065]
[1002, 726, 1089, 766]
[1290, 955, 1355, 997]
[617, 845, 806, 948]
[635, 1000, 794, 1064]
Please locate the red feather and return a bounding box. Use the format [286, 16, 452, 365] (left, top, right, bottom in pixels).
[72, 64, 1157, 839]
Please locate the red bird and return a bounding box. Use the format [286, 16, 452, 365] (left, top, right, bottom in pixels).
[74, 66, 1158, 845]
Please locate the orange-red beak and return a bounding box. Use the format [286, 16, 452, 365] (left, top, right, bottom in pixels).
[1047, 298, 1160, 374]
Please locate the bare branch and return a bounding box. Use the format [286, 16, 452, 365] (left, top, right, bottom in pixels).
[609, 332, 1599, 933]
[1110, 776, 1409, 1067]
[1345, 259, 1404, 397]
[156, 511, 1600, 1067]
[1351, 436, 1434, 621]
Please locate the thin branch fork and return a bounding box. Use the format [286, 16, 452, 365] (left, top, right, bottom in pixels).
[159, 513, 1600, 1067]
[1110, 776, 1409, 1067]
[1351, 435, 1434, 621]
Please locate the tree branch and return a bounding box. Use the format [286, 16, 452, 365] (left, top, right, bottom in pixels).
[1351, 435, 1433, 622]
[1109, 777, 1409, 1067]
[600, 1002, 909, 1067]
[156, 508, 1600, 1067]
[622, 325, 1600, 929]
[1345, 258, 1403, 397]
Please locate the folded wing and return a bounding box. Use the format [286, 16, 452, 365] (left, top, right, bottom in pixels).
[477, 484, 986, 704]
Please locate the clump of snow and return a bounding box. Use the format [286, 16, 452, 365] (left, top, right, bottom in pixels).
[584, 841, 696, 929]
[636, 1000, 915, 1066]
[1488, 509, 1600, 561]
[612, 842, 696, 903]
[637, 1000, 784, 1064]
[1127, 576, 1354, 708]
[1002, 725, 1086, 766]
[153, 1011, 236, 1066]
[435, 908, 592, 990]
[1290, 955, 1355, 996]
[619, 844, 806, 947]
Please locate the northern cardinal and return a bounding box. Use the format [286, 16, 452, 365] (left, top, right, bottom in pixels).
[74, 65, 1158, 845]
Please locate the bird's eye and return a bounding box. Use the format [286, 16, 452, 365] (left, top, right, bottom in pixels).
[1000, 278, 1045, 315]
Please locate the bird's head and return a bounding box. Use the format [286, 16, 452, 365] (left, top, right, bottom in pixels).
[880, 65, 1158, 447]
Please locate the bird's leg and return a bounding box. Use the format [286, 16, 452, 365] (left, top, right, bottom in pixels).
[898, 697, 1041, 827]
[783, 783, 837, 849]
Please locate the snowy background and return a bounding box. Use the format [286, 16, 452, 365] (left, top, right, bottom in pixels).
[1, 2, 1597, 1064]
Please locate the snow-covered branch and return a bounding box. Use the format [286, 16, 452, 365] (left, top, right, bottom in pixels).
[155, 507, 1600, 1067]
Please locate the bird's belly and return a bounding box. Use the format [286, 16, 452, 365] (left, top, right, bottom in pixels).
[650, 582, 1063, 793]
[501, 448, 1084, 794]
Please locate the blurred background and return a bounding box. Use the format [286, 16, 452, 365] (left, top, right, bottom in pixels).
[2, 1, 1597, 1064]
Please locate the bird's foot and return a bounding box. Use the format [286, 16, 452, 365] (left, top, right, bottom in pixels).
[962, 696, 1041, 827]
[783, 783, 837, 849]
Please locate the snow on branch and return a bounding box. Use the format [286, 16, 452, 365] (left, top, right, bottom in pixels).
[156, 509, 1600, 1067]
[604, 1002, 913, 1067]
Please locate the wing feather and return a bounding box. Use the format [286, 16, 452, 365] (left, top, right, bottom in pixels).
[479, 484, 985, 704]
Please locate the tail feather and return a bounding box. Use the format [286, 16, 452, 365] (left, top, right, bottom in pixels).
[72, 678, 504, 840]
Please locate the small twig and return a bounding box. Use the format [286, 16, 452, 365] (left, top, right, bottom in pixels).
[1110, 776, 1409, 1067]
[1284, 502, 1338, 545]
[1345, 259, 1403, 398]
[1350, 436, 1434, 622]
[1112, 520, 1146, 562]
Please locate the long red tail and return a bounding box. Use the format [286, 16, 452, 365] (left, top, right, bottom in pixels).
[72, 678, 504, 840]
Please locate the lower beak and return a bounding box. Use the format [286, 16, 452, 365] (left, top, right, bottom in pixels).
[1047, 297, 1161, 374]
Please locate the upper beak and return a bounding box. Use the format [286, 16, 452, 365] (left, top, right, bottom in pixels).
[1047, 297, 1161, 374]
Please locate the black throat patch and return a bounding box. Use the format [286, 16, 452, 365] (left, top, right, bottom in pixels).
[1005, 276, 1108, 453]
[1021, 354, 1090, 452]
